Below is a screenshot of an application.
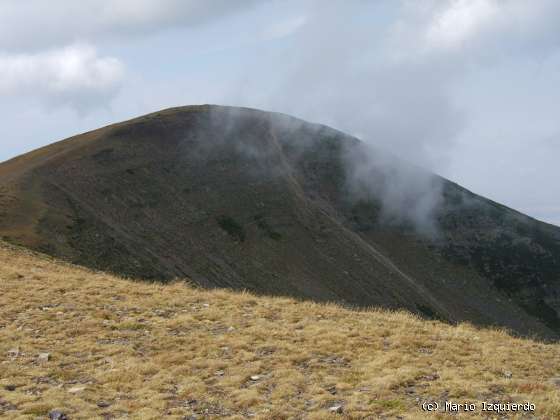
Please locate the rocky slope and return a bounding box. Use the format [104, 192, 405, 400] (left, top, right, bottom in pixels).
[1, 105, 559, 338]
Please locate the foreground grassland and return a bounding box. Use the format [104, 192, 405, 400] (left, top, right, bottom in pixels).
[1, 242, 559, 419]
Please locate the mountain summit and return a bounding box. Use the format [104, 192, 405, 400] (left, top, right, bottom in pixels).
[1, 105, 559, 338]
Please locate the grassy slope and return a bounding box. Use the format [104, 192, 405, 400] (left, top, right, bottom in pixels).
[1, 242, 559, 420]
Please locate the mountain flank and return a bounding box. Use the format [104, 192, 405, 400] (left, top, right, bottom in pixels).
[1, 105, 560, 339]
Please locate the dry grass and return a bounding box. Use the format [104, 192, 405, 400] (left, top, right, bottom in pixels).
[1, 242, 559, 419]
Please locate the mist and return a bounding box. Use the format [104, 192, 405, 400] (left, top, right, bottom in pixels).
[223, 2, 462, 234]
[2, 1, 560, 226]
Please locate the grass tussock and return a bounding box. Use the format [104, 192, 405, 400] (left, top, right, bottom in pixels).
[0, 241, 559, 419]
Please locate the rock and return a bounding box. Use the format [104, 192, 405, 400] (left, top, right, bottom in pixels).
[7, 348, 19, 357]
[227, 326, 235, 332]
[4, 384, 16, 391]
[0, 397, 17, 411]
[328, 405, 343, 414]
[38, 352, 51, 362]
[504, 371, 513, 378]
[215, 370, 225, 376]
[250, 375, 260, 381]
[549, 377, 560, 387]
[202, 303, 210, 308]
[48, 410, 68, 420]
[97, 400, 111, 408]
[68, 386, 86, 393]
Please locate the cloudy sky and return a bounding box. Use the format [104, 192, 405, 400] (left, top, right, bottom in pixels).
[1, 0, 560, 226]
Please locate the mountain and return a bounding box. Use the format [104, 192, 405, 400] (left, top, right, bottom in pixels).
[1, 105, 559, 339]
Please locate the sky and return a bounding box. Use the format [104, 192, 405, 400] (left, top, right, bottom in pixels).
[1, 0, 560, 226]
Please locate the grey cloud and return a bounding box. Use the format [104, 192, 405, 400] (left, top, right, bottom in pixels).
[0, 0, 261, 51]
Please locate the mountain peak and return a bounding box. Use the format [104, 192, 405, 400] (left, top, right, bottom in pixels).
[1, 106, 560, 339]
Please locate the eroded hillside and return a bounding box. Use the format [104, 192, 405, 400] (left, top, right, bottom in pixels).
[1, 242, 560, 419]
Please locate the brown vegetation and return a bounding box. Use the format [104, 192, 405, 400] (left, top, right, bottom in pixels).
[1, 241, 559, 419]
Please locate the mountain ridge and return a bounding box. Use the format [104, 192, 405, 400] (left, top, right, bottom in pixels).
[1, 104, 559, 339]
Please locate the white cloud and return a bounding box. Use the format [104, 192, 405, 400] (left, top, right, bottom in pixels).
[425, 0, 499, 50]
[0, 44, 124, 112]
[415, 0, 560, 55]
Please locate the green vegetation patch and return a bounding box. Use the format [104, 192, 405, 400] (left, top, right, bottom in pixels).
[254, 214, 282, 240]
[217, 215, 246, 242]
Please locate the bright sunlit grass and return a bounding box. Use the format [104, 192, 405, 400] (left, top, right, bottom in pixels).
[1, 241, 559, 419]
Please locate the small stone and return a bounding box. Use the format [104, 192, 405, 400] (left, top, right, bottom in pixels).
[7, 348, 19, 357]
[4, 384, 16, 391]
[328, 405, 343, 414]
[504, 371, 513, 378]
[49, 410, 68, 420]
[549, 377, 560, 387]
[68, 386, 86, 393]
[97, 400, 111, 408]
[250, 375, 260, 381]
[227, 326, 235, 332]
[0, 398, 16, 411]
[38, 352, 51, 362]
[215, 370, 225, 376]
[202, 303, 210, 308]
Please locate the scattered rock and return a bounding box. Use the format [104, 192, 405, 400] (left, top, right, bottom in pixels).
[4, 384, 16, 391]
[422, 373, 439, 381]
[326, 385, 337, 395]
[7, 348, 19, 357]
[97, 400, 111, 408]
[549, 377, 560, 387]
[250, 375, 260, 381]
[202, 303, 210, 308]
[227, 326, 235, 332]
[328, 405, 343, 414]
[404, 386, 417, 395]
[504, 371, 513, 379]
[38, 352, 51, 362]
[215, 370, 225, 376]
[68, 386, 86, 393]
[49, 410, 68, 420]
[0, 397, 17, 411]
